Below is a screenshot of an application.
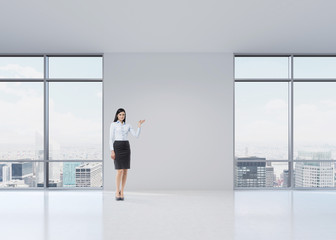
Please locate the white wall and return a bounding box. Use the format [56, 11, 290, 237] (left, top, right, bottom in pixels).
[103, 53, 233, 190]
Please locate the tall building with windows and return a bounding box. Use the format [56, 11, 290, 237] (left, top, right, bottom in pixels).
[75, 162, 102, 187]
[282, 169, 289, 188]
[295, 151, 333, 187]
[12, 162, 34, 187]
[266, 162, 274, 187]
[0, 163, 11, 183]
[63, 162, 81, 187]
[35, 131, 44, 186]
[12, 162, 33, 180]
[236, 157, 266, 187]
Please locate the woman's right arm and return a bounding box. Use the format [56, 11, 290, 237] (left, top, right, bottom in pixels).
[109, 123, 116, 159]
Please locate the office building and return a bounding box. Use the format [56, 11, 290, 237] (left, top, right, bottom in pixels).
[236, 157, 266, 187]
[63, 162, 81, 187]
[75, 162, 102, 187]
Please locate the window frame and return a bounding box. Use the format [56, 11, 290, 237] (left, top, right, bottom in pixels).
[0, 54, 104, 190]
[234, 54, 336, 190]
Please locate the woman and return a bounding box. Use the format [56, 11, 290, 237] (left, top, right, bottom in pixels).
[109, 108, 145, 201]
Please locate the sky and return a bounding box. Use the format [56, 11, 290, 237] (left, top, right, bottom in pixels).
[1, 56, 336, 160]
[235, 57, 336, 160]
[235, 56, 336, 79]
[0, 57, 102, 152]
[0, 56, 102, 79]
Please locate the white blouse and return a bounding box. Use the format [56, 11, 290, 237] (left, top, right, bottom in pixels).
[109, 120, 141, 151]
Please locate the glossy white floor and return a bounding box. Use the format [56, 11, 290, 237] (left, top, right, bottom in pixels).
[0, 190, 335, 240]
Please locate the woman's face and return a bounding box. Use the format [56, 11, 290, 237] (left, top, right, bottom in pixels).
[118, 112, 125, 122]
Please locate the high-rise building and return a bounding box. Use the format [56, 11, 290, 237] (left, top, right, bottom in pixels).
[266, 162, 274, 187]
[12, 162, 33, 180]
[35, 131, 44, 186]
[295, 162, 333, 187]
[0, 163, 11, 183]
[12, 162, 34, 187]
[63, 162, 81, 187]
[236, 157, 266, 187]
[75, 162, 102, 187]
[35, 160, 44, 186]
[295, 151, 333, 188]
[282, 170, 289, 188]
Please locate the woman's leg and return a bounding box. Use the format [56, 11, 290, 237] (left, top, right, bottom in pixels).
[121, 169, 128, 197]
[116, 169, 123, 197]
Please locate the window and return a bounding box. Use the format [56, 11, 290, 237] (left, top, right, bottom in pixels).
[0, 56, 43, 79]
[235, 82, 288, 160]
[235, 56, 290, 79]
[294, 57, 336, 79]
[49, 82, 102, 161]
[235, 55, 336, 189]
[0, 55, 103, 189]
[48, 56, 102, 79]
[0, 82, 44, 160]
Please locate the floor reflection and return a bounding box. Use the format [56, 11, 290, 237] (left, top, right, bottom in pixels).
[8, 190, 336, 240]
[235, 191, 336, 240]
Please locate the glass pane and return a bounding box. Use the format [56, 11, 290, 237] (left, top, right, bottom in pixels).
[0, 162, 44, 188]
[294, 162, 334, 187]
[49, 82, 102, 160]
[235, 161, 289, 188]
[235, 82, 288, 160]
[235, 57, 290, 79]
[49, 57, 103, 79]
[294, 57, 336, 79]
[0, 82, 44, 160]
[0, 57, 43, 79]
[294, 83, 336, 160]
[49, 162, 102, 188]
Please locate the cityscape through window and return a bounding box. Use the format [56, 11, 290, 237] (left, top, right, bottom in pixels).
[0, 55, 103, 188]
[235, 55, 336, 189]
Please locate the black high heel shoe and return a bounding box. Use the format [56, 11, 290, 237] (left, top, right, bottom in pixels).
[115, 191, 122, 201]
[120, 191, 124, 201]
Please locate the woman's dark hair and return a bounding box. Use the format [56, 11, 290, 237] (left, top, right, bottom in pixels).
[114, 108, 126, 122]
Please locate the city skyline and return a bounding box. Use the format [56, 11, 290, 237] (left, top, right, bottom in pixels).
[235, 150, 336, 188]
[0, 161, 102, 188]
[0, 56, 103, 188]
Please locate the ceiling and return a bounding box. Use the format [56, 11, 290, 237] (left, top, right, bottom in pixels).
[0, 0, 335, 53]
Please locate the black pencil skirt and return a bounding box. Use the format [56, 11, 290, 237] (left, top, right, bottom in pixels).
[113, 140, 131, 169]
